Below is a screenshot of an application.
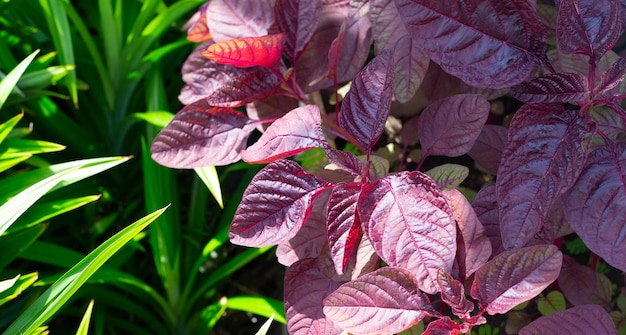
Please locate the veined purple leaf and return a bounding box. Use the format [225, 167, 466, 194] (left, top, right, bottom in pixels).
[556, 0, 621, 59]
[274, 0, 322, 62]
[151, 100, 254, 168]
[358, 171, 456, 294]
[241, 105, 325, 164]
[444, 189, 492, 279]
[395, 0, 547, 89]
[519, 304, 617, 335]
[511, 72, 588, 103]
[418, 94, 490, 158]
[468, 125, 508, 175]
[393, 35, 429, 104]
[557, 256, 596, 306]
[338, 49, 395, 152]
[276, 191, 330, 266]
[323, 147, 365, 180]
[229, 160, 329, 247]
[591, 105, 626, 143]
[205, 66, 282, 107]
[370, 0, 408, 52]
[246, 95, 299, 132]
[206, 0, 274, 42]
[564, 142, 626, 271]
[472, 184, 502, 256]
[497, 104, 595, 249]
[323, 267, 434, 335]
[350, 234, 381, 280]
[470, 245, 563, 315]
[423, 317, 464, 335]
[597, 57, 626, 94]
[437, 270, 474, 319]
[285, 258, 345, 335]
[424, 164, 469, 191]
[412, 63, 463, 112]
[327, 183, 361, 275]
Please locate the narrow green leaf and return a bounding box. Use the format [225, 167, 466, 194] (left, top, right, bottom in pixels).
[99, 0, 122, 83]
[194, 166, 224, 208]
[130, 111, 174, 128]
[21, 240, 83, 268]
[76, 300, 94, 335]
[0, 153, 32, 173]
[226, 296, 286, 324]
[0, 272, 38, 307]
[198, 297, 227, 333]
[3, 206, 167, 335]
[0, 138, 66, 155]
[255, 313, 275, 335]
[0, 113, 24, 144]
[10, 195, 101, 231]
[0, 224, 47, 271]
[17, 65, 75, 89]
[0, 51, 38, 109]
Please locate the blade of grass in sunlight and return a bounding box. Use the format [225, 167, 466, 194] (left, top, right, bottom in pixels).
[255, 313, 275, 335]
[0, 273, 38, 307]
[0, 224, 47, 270]
[194, 166, 224, 208]
[3, 206, 168, 335]
[226, 296, 286, 324]
[75, 300, 94, 335]
[0, 51, 38, 109]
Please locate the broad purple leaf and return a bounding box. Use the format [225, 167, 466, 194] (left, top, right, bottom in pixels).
[246, 95, 299, 132]
[393, 35, 430, 104]
[472, 184, 502, 256]
[412, 63, 463, 112]
[511, 72, 588, 103]
[370, 0, 409, 52]
[592, 105, 626, 143]
[241, 105, 325, 164]
[285, 258, 345, 335]
[327, 183, 361, 275]
[395, 0, 547, 89]
[323, 267, 433, 335]
[424, 164, 469, 191]
[295, 0, 372, 92]
[557, 256, 596, 306]
[350, 234, 381, 280]
[467, 125, 508, 175]
[274, 0, 322, 62]
[206, 0, 274, 42]
[437, 270, 474, 319]
[323, 147, 365, 181]
[597, 57, 626, 94]
[417, 94, 490, 158]
[470, 244, 563, 315]
[564, 142, 626, 271]
[338, 49, 394, 152]
[497, 103, 595, 249]
[444, 189, 492, 279]
[422, 317, 463, 335]
[229, 160, 329, 247]
[519, 304, 618, 335]
[358, 171, 456, 294]
[276, 191, 330, 266]
[556, 0, 621, 59]
[151, 100, 254, 168]
[401, 115, 420, 146]
[205, 66, 282, 107]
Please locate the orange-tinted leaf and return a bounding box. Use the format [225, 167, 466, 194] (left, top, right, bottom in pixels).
[185, 3, 212, 42]
[202, 34, 286, 69]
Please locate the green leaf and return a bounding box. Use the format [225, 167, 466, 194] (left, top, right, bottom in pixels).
[10, 195, 101, 231]
[21, 241, 83, 268]
[226, 296, 286, 324]
[536, 290, 566, 316]
[425, 163, 470, 190]
[76, 300, 94, 335]
[0, 138, 66, 155]
[0, 153, 32, 173]
[255, 313, 275, 335]
[3, 206, 167, 334]
[0, 51, 39, 109]
[130, 111, 174, 128]
[0, 224, 47, 270]
[0, 272, 38, 307]
[17, 65, 75, 89]
[198, 297, 227, 333]
[0, 113, 24, 145]
[194, 166, 224, 208]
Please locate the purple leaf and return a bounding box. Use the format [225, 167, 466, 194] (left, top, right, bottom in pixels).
[393, 35, 430, 104]
[467, 125, 508, 175]
[472, 184, 502, 256]
[323, 267, 434, 335]
[358, 171, 456, 294]
[444, 189, 492, 279]
[246, 95, 299, 132]
[395, 0, 547, 89]
[323, 147, 365, 180]
[274, 0, 322, 62]
[241, 105, 325, 164]
[470, 244, 563, 315]
[327, 183, 362, 275]
[519, 304, 618, 335]
[338, 49, 395, 152]
[151, 100, 254, 168]
[417, 94, 490, 158]
[424, 164, 469, 191]
[204, 67, 282, 107]
[564, 142, 626, 271]
[511, 72, 588, 103]
[423, 317, 463, 335]
[437, 270, 474, 319]
[285, 258, 346, 335]
[557, 256, 597, 306]
[229, 160, 329, 247]
[556, 0, 621, 59]
[370, 0, 409, 53]
[206, 0, 274, 42]
[597, 57, 626, 94]
[497, 104, 595, 249]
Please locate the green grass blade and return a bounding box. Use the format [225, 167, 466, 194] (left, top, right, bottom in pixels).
[226, 296, 286, 324]
[197, 297, 227, 333]
[0, 138, 66, 155]
[0, 273, 38, 307]
[0, 224, 47, 271]
[194, 166, 223, 208]
[17, 65, 75, 89]
[2, 206, 168, 335]
[21, 240, 83, 268]
[255, 313, 275, 335]
[0, 51, 38, 109]
[76, 300, 94, 335]
[0, 113, 24, 144]
[10, 195, 101, 231]
[98, 0, 122, 84]
[129, 111, 174, 128]
[0, 153, 32, 173]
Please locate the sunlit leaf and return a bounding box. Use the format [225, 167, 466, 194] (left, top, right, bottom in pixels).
[202, 34, 286, 69]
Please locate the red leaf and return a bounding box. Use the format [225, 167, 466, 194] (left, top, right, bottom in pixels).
[444, 189, 492, 279]
[371, 0, 409, 53]
[424, 164, 469, 191]
[470, 245, 562, 315]
[229, 160, 329, 247]
[338, 50, 395, 152]
[597, 57, 626, 94]
[467, 125, 508, 175]
[418, 94, 490, 158]
[564, 142, 626, 271]
[246, 95, 299, 132]
[557, 256, 597, 306]
[205, 67, 282, 107]
[437, 270, 474, 319]
[472, 184, 503, 256]
[395, 0, 547, 89]
[423, 317, 462, 335]
[511, 72, 588, 103]
[393, 35, 430, 104]
[323, 267, 433, 335]
[285, 258, 345, 335]
[556, 0, 621, 59]
[497, 104, 595, 249]
[206, 0, 274, 42]
[240, 105, 325, 164]
[327, 183, 362, 275]
[202, 34, 286, 69]
[184, 3, 211, 42]
[151, 100, 253, 168]
[519, 304, 617, 335]
[358, 171, 456, 294]
[274, 0, 323, 62]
